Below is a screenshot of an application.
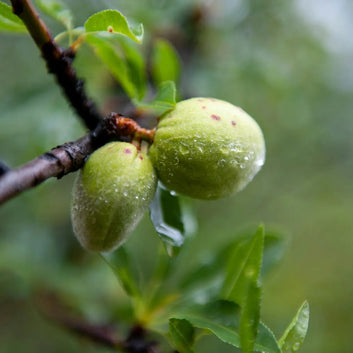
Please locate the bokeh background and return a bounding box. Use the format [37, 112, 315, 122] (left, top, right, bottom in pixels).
[1, 0, 352, 352]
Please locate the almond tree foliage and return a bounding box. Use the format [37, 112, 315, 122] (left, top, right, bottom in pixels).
[5, 0, 352, 352]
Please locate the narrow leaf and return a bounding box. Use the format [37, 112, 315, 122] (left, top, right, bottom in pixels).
[84, 9, 143, 43]
[240, 281, 261, 353]
[85, 34, 137, 98]
[119, 37, 146, 100]
[151, 38, 181, 86]
[221, 226, 265, 305]
[35, 0, 73, 30]
[169, 318, 195, 353]
[278, 301, 310, 353]
[171, 300, 280, 353]
[136, 81, 176, 116]
[0, 2, 27, 33]
[149, 183, 185, 256]
[100, 247, 141, 299]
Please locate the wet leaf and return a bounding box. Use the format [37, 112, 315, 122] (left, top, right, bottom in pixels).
[278, 301, 310, 353]
[149, 183, 185, 256]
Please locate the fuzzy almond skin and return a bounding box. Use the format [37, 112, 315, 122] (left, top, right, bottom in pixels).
[71, 142, 157, 252]
[149, 98, 265, 200]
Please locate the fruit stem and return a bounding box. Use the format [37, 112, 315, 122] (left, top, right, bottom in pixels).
[108, 113, 155, 144]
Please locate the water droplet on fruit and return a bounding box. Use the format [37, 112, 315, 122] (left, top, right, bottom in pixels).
[179, 145, 189, 155]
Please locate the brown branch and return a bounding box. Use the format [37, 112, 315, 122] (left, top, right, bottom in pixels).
[0, 115, 154, 206]
[11, 0, 103, 130]
[36, 291, 159, 353]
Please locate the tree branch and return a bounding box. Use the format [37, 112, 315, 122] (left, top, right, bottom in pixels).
[11, 0, 103, 130]
[37, 291, 159, 352]
[0, 115, 155, 206]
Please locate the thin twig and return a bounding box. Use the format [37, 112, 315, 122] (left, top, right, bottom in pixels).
[36, 291, 123, 349]
[0, 116, 153, 206]
[10, 0, 103, 129]
[37, 291, 159, 352]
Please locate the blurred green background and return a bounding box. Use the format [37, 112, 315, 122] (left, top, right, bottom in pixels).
[1, 0, 352, 352]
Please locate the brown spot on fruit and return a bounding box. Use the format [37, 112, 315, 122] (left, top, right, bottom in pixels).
[211, 114, 221, 121]
[139, 155, 143, 160]
[231, 121, 236, 126]
[202, 106, 206, 109]
[107, 25, 114, 33]
[124, 148, 132, 154]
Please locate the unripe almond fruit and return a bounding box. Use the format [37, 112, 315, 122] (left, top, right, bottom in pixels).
[71, 142, 157, 252]
[148, 98, 265, 200]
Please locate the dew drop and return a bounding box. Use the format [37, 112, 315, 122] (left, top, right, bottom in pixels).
[179, 145, 189, 155]
[292, 342, 300, 351]
[256, 158, 265, 167]
[240, 163, 246, 169]
[123, 191, 128, 197]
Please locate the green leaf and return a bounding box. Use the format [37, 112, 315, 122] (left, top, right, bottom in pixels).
[0, 2, 27, 33]
[149, 183, 185, 256]
[278, 301, 310, 353]
[119, 37, 146, 100]
[84, 9, 143, 43]
[240, 281, 262, 353]
[169, 318, 195, 353]
[100, 247, 141, 299]
[151, 38, 181, 86]
[35, 0, 73, 30]
[85, 34, 138, 99]
[136, 81, 176, 116]
[221, 226, 265, 305]
[171, 300, 280, 353]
